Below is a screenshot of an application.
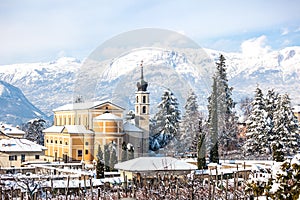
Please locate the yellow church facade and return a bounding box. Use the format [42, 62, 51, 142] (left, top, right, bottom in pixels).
[44, 63, 150, 163]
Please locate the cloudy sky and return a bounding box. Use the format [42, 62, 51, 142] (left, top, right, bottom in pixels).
[1, 0, 300, 64]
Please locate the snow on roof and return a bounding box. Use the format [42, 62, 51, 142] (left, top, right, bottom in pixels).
[94, 112, 122, 121]
[293, 105, 300, 113]
[0, 124, 25, 135]
[65, 125, 94, 134]
[0, 138, 47, 152]
[291, 153, 300, 165]
[53, 100, 124, 111]
[43, 126, 64, 133]
[123, 122, 143, 132]
[43, 125, 93, 134]
[115, 157, 197, 172]
[53, 101, 105, 111]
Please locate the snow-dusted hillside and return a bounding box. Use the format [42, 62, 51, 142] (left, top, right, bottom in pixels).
[0, 47, 299, 118]
[0, 81, 48, 126]
[0, 57, 81, 115]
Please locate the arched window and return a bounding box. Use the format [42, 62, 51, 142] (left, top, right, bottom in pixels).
[142, 106, 146, 114]
[136, 96, 139, 103]
[142, 96, 146, 103]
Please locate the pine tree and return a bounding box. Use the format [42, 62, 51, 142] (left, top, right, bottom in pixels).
[272, 94, 299, 158]
[180, 90, 202, 153]
[149, 89, 181, 152]
[197, 119, 207, 169]
[96, 145, 104, 179]
[110, 143, 118, 171]
[240, 97, 253, 122]
[243, 87, 269, 157]
[265, 89, 279, 154]
[104, 144, 110, 172]
[269, 155, 300, 199]
[208, 76, 219, 163]
[207, 55, 237, 163]
[22, 118, 46, 145]
[121, 141, 128, 162]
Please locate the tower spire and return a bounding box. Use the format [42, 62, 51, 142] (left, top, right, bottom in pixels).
[137, 60, 148, 91]
[140, 60, 144, 81]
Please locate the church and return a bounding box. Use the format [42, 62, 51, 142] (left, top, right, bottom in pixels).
[43, 62, 150, 163]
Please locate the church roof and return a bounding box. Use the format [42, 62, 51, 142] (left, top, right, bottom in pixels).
[65, 125, 94, 134]
[123, 121, 143, 132]
[43, 126, 64, 133]
[53, 100, 124, 111]
[94, 113, 122, 121]
[43, 125, 93, 134]
[115, 157, 197, 172]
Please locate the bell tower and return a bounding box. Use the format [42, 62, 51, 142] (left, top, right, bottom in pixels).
[135, 61, 149, 155]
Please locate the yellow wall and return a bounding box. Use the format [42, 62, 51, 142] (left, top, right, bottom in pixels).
[0, 152, 45, 168]
[46, 102, 127, 163]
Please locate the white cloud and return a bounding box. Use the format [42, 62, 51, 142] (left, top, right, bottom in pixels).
[281, 28, 289, 35]
[295, 27, 300, 32]
[241, 35, 271, 57]
[282, 39, 291, 46]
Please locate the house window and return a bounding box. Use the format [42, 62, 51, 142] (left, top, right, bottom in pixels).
[35, 155, 40, 159]
[9, 155, 17, 161]
[143, 96, 146, 103]
[21, 154, 25, 162]
[85, 150, 89, 155]
[78, 150, 82, 157]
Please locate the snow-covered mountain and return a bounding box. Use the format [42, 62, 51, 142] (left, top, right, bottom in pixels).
[0, 81, 48, 126]
[0, 47, 299, 118]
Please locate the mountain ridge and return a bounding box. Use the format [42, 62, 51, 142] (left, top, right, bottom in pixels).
[0, 46, 299, 118]
[0, 80, 48, 126]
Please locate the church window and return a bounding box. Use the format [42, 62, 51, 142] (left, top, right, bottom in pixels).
[143, 96, 146, 103]
[78, 150, 82, 157]
[142, 106, 146, 114]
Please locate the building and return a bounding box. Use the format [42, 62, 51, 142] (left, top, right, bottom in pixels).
[44, 62, 150, 163]
[0, 124, 25, 138]
[294, 104, 300, 123]
[115, 157, 197, 180]
[0, 133, 47, 167]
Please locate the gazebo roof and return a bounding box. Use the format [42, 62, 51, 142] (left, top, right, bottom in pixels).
[115, 157, 197, 172]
